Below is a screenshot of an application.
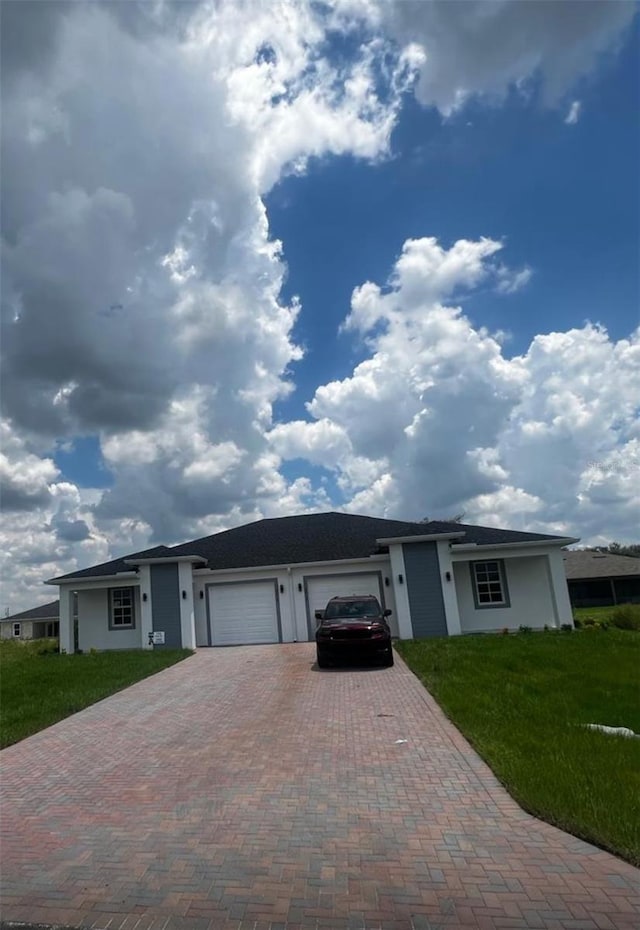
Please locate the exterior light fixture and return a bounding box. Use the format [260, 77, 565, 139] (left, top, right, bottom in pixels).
[445, 571, 451, 582]
[398, 574, 404, 584]
[384, 577, 390, 587]
[298, 583, 303, 592]
[142, 592, 148, 602]
[182, 590, 187, 600]
[279, 584, 285, 594]
[199, 590, 204, 599]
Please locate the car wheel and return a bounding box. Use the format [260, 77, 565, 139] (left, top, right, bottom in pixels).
[316, 649, 331, 669]
[382, 649, 394, 668]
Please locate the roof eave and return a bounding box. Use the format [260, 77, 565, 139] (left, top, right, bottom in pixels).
[453, 537, 579, 552]
[376, 532, 466, 545]
[47, 571, 139, 585]
[124, 555, 207, 566]
[192, 554, 391, 575]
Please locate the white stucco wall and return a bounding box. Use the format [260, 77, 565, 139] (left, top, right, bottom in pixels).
[454, 555, 555, 632]
[193, 558, 394, 645]
[436, 540, 461, 636]
[77, 587, 142, 651]
[178, 561, 197, 649]
[388, 545, 412, 639]
[138, 565, 153, 649]
[1, 621, 33, 640]
[193, 581, 208, 646]
[546, 549, 574, 626]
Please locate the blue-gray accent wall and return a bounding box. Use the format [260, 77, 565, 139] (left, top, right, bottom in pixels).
[150, 563, 182, 648]
[403, 541, 448, 638]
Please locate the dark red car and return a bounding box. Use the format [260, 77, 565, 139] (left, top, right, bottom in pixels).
[315, 595, 394, 668]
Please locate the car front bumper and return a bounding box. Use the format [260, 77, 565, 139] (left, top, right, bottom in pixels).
[316, 637, 392, 662]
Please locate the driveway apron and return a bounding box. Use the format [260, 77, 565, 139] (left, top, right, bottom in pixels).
[1, 645, 638, 930]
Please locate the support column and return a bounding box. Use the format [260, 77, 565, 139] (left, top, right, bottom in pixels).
[59, 585, 75, 654]
[547, 549, 574, 627]
[437, 540, 461, 636]
[389, 544, 413, 639]
[139, 565, 153, 649]
[178, 561, 196, 650]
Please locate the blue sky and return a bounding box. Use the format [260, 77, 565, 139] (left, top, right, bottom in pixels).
[2, 0, 639, 609]
[268, 19, 639, 420]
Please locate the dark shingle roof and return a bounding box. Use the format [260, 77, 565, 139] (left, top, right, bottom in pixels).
[50, 546, 173, 582]
[563, 550, 640, 580]
[169, 513, 429, 568]
[2, 600, 60, 622]
[169, 512, 570, 570]
[50, 512, 573, 581]
[435, 521, 571, 547]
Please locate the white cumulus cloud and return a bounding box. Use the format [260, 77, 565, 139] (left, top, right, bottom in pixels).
[279, 238, 640, 539]
[1, 0, 636, 611]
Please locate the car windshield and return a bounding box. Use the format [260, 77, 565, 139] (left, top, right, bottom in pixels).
[325, 599, 380, 619]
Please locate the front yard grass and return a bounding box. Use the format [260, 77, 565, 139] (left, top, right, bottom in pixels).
[396, 629, 640, 866]
[573, 605, 621, 623]
[0, 640, 192, 749]
[573, 603, 640, 628]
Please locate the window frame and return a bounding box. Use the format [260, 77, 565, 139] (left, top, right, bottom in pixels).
[108, 587, 136, 631]
[12, 622, 21, 637]
[470, 559, 510, 609]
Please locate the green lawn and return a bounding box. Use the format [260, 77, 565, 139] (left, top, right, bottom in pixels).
[574, 604, 627, 623]
[0, 640, 192, 749]
[396, 629, 640, 866]
[573, 605, 618, 621]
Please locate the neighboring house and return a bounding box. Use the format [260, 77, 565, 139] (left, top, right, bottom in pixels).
[1, 600, 60, 641]
[563, 550, 640, 607]
[47, 512, 577, 653]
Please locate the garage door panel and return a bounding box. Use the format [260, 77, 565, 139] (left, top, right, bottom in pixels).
[209, 581, 280, 646]
[306, 573, 383, 640]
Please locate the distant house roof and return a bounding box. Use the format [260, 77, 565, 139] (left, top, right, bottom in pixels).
[563, 550, 640, 580]
[50, 512, 573, 582]
[2, 600, 60, 622]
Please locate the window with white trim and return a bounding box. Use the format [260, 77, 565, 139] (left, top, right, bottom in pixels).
[471, 560, 510, 608]
[109, 587, 135, 630]
[13, 622, 21, 637]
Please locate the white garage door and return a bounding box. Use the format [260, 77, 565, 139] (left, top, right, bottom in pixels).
[306, 573, 384, 639]
[208, 581, 280, 646]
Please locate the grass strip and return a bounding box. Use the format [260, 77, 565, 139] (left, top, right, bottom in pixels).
[1, 640, 192, 748]
[396, 629, 640, 866]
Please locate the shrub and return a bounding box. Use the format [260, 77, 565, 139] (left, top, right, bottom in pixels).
[560, 623, 574, 632]
[573, 617, 582, 629]
[610, 604, 640, 631]
[518, 625, 532, 634]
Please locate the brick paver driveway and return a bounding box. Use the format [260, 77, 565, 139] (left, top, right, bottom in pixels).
[1, 645, 638, 930]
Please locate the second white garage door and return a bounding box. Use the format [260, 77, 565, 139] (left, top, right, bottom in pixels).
[305, 572, 384, 639]
[208, 581, 280, 646]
